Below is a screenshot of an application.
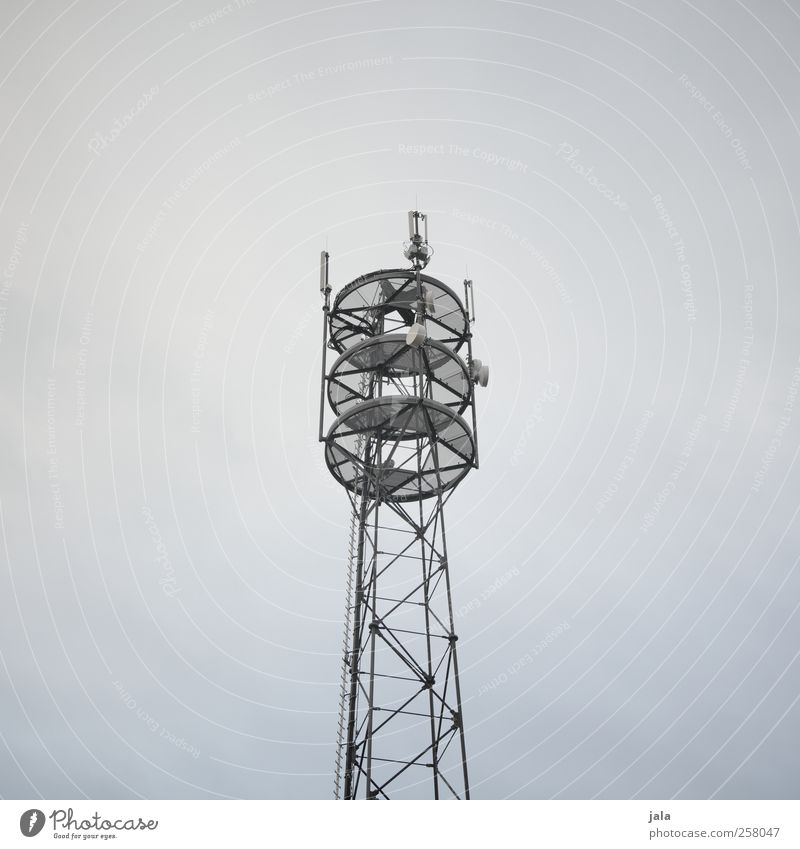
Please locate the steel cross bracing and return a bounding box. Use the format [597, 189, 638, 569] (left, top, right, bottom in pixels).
[341, 451, 469, 800]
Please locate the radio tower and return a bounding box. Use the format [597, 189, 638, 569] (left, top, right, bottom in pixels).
[318, 211, 489, 800]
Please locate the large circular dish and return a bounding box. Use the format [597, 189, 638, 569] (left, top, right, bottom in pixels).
[327, 333, 472, 417]
[325, 396, 475, 502]
[328, 269, 469, 354]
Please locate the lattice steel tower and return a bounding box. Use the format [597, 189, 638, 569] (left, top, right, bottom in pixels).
[318, 212, 489, 800]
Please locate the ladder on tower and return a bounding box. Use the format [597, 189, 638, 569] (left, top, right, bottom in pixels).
[333, 492, 360, 798]
[333, 372, 370, 798]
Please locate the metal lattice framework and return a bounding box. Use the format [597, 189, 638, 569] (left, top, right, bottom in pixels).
[319, 212, 488, 799]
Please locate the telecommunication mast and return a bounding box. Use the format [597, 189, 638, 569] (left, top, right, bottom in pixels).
[318, 212, 489, 799]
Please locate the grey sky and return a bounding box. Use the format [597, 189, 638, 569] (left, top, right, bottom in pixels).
[1, 0, 799, 799]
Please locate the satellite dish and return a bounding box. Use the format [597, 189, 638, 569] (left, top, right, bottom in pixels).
[470, 358, 489, 387]
[406, 322, 427, 348]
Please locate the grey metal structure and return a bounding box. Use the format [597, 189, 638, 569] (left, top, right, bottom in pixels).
[318, 212, 488, 800]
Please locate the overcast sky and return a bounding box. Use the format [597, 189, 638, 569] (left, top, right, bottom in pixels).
[1, 0, 799, 800]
